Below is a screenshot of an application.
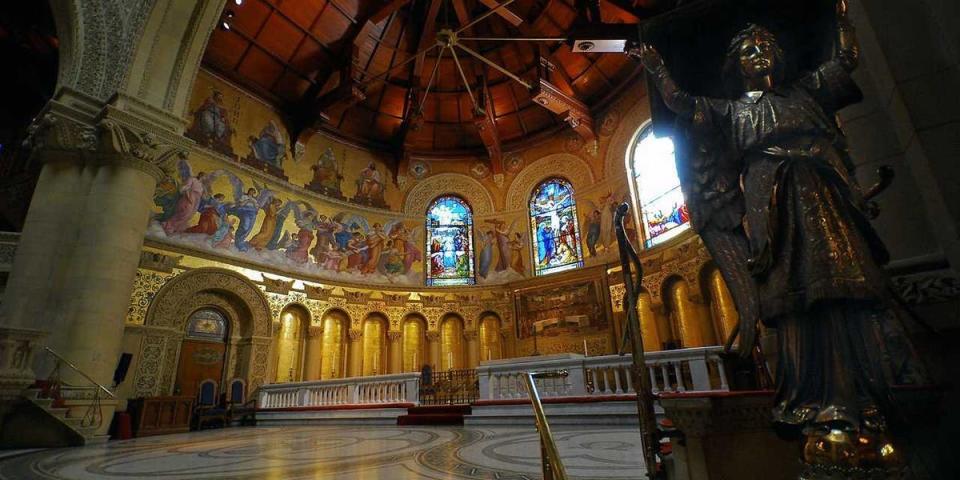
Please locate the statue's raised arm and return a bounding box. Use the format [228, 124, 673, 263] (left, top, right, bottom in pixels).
[631, 44, 696, 117]
[835, 0, 859, 72]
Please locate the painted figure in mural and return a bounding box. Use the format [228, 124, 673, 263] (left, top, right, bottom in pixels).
[346, 232, 368, 271]
[353, 162, 385, 205]
[247, 197, 283, 250]
[537, 223, 555, 265]
[636, 0, 923, 449]
[210, 217, 236, 249]
[385, 222, 421, 275]
[585, 209, 602, 256]
[160, 159, 227, 235]
[185, 193, 227, 235]
[248, 120, 286, 168]
[225, 176, 275, 251]
[361, 223, 387, 274]
[308, 147, 344, 197]
[477, 230, 494, 279]
[493, 221, 511, 272]
[430, 237, 445, 275]
[311, 215, 340, 262]
[508, 232, 525, 274]
[186, 89, 234, 156]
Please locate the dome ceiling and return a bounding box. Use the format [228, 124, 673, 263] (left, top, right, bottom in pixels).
[203, 0, 664, 165]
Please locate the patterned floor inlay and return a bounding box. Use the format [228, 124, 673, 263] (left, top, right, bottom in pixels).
[0, 425, 646, 479]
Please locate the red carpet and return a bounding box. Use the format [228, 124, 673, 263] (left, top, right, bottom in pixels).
[397, 405, 472, 425]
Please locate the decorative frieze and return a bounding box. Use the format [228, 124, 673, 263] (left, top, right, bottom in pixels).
[303, 284, 335, 300]
[383, 293, 410, 306]
[138, 251, 182, 273]
[344, 290, 371, 304]
[262, 275, 294, 295]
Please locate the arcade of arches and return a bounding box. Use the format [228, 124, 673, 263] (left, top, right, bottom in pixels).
[0, 1, 957, 478]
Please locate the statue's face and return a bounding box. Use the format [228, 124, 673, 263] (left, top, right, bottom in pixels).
[738, 35, 777, 79]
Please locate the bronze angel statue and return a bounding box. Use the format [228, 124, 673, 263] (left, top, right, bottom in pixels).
[635, 0, 921, 467]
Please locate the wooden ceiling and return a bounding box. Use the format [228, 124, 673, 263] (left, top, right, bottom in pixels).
[203, 0, 661, 160]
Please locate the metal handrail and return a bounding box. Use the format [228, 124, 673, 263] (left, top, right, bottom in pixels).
[44, 346, 115, 399]
[525, 370, 570, 480]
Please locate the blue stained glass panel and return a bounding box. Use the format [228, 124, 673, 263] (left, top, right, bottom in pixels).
[425, 196, 475, 286]
[529, 178, 584, 276]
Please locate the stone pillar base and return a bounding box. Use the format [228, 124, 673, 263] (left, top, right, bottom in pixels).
[0, 327, 48, 401]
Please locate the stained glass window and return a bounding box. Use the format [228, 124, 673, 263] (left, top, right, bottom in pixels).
[529, 178, 584, 276]
[629, 124, 689, 248]
[426, 195, 475, 286]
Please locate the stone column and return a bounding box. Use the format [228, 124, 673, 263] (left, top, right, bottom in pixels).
[303, 326, 324, 381]
[425, 331, 441, 371]
[0, 110, 188, 387]
[464, 330, 479, 369]
[346, 329, 363, 378]
[387, 331, 402, 374]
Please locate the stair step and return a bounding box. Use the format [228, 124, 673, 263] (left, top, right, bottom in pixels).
[397, 413, 464, 426]
[407, 405, 472, 415]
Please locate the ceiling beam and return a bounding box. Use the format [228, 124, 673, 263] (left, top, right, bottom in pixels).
[474, 75, 503, 173]
[601, 0, 662, 21]
[290, 1, 413, 139]
[496, 1, 597, 141]
[413, 0, 444, 83]
[478, 0, 524, 26]
[532, 56, 596, 142]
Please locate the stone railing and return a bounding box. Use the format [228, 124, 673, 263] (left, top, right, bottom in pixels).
[477, 347, 729, 401]
[258, 372, 420, 409]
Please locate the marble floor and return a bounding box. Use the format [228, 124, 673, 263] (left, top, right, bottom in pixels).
[0, 425, 647, 479]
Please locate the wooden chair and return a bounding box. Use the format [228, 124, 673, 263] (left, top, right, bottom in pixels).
[193, 379, 228, 430]
[226, 378, 256, 426]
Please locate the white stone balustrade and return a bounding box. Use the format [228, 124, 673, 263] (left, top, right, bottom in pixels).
[258, 372, 420, 409]
[477, 347, 728, 401]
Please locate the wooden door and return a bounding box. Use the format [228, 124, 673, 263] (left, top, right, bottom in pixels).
[174, 340, 226, 400]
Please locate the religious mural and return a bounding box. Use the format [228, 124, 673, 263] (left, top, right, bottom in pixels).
[185, 88, 236, 157]
[184, 71, 401, 211]
[425, 196, 475, 286]
[529, 178, 584, 276]
[580, 187, 638, 259]
[150, 157, 423, 286]
[241, 120, 288, 180]
[305, 147, 345, 199]
[517, 281, 606, 340]
[476, 218, 526, 284]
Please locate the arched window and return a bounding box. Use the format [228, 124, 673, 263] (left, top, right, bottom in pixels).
[628, 124, 690, 248]
[426, 195, 475, 286]
[529, 178, 584, 276]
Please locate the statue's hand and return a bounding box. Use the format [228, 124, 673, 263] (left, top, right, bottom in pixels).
[636, 43, 664, 72]
[837, 0, 849, 19]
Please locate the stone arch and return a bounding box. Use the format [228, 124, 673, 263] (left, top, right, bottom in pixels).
[404, 173, 496, 215]
[604, 91, 652, 180]
[134, 267, 273, 396]
[505, 153, 595, 211]
[49, 0, 222, 118]
[145, 268, 271, 338]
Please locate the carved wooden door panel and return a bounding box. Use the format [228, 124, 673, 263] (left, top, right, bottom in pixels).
[174, 340, 225, 400]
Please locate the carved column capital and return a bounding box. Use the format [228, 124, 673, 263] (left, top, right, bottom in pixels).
[347, 329, 363, 342]
[463, 330, 478, 341]
[499, 328, 513, 339]
[425, 331, 441, 342]
[94, 117, 188, 181]
[387, 331, 403, 342]
[24, 112, 97, 161]
[307, 325, 324, 338]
